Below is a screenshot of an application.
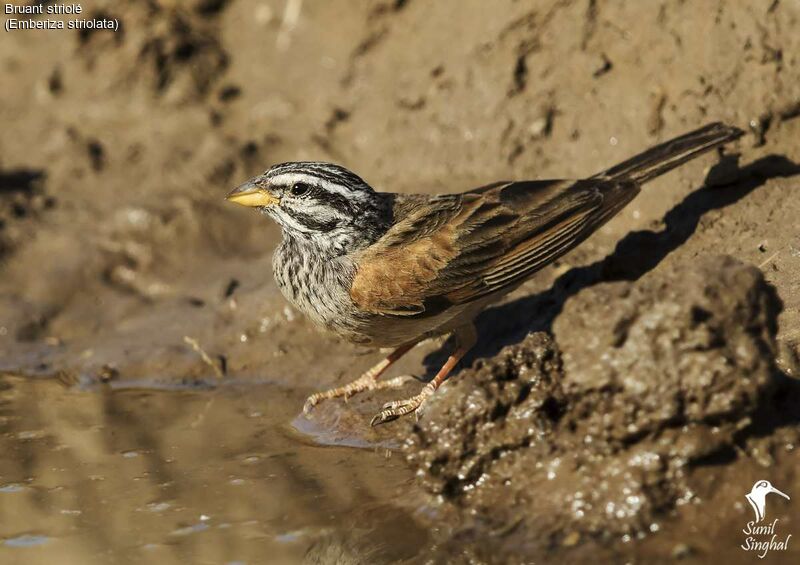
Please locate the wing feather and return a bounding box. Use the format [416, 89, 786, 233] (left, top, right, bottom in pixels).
[349, 178, 638, 317]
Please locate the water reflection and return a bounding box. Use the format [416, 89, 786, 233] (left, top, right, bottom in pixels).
[0, 375, 427, 564]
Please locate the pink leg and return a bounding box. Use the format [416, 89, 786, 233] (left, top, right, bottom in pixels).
[303, 341, 417, 414]
[370, 324, 477, 426]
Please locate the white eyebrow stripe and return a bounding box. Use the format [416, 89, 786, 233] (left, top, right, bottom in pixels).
[268, 172, 354, 198]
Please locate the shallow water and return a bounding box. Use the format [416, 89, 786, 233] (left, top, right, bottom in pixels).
[0, 375, 428, 565]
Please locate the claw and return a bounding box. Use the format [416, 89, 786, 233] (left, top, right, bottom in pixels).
[370, 410, 399, 427]
[300, 343, 419, 418]
[302, 396, 319, 415]
[371, 393, 428, 426]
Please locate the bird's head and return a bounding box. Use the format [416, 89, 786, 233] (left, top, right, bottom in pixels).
[226, 162, 390, 254]
[750, 480, 790, 500]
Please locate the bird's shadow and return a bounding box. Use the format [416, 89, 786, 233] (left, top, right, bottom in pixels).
[422, 153, 800, 373]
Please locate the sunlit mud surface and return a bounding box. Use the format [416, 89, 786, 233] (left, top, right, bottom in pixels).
[3, 0, 800, 563]
[0, 377, 427, 565]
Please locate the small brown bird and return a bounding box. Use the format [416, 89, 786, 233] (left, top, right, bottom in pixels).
[226, 123, 742, 425]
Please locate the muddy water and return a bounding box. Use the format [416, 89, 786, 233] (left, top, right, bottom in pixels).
[0, 376, 427, 565]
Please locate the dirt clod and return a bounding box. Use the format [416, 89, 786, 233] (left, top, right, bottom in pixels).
[407, 256, 790, 547]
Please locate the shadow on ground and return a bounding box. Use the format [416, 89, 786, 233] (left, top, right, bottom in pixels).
[422, 154, 800, 374]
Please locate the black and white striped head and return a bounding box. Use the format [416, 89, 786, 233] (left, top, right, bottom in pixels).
[226, 162, 390, 254]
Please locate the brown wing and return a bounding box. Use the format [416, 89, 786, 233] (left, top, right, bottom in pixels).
[349, 178, 639, 317]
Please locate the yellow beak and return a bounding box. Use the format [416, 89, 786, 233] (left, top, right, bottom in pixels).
[226, 180, 280, 207]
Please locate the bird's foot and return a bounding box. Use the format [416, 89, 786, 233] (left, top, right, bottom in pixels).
[370, 388, 432, 427]
[303, 374, 417, 415]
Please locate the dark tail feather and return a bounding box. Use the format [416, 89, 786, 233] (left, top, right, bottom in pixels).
[597, 122, 744, 184]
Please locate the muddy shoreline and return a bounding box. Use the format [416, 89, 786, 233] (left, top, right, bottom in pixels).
[2, 1, 800, 563]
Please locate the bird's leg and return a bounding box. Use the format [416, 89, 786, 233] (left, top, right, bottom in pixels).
[302, 341, 417, 414]
[371, 323, 477, 427]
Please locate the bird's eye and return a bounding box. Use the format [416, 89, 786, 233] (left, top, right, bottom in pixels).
[290, 182, 311, 197]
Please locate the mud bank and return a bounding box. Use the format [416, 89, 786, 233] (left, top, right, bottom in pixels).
[2, 1, 800, 563]
[407, 256, 800, 560]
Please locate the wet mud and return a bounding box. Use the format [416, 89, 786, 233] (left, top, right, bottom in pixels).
[2, 0, 800, 563]
[408, 256, 800, 561]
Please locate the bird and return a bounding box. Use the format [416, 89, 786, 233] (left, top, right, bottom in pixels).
[226, 122, 743, 426]
[746, 480, 790, 522]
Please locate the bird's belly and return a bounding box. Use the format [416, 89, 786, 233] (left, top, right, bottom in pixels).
[273, 245, 503, 348]
[347, 298, 492, 348]
[276, 272, 471, 347]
